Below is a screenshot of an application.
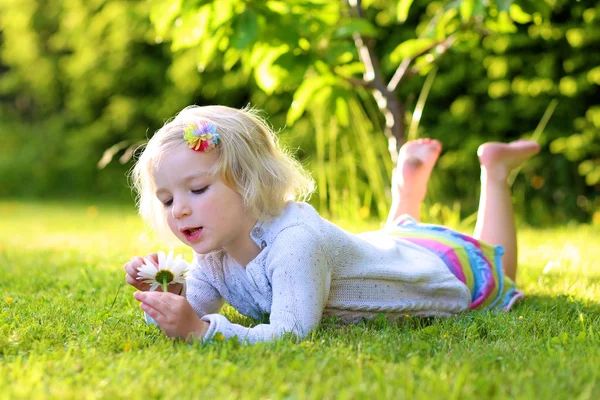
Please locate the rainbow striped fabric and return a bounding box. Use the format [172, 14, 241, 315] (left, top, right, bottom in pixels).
[388, 215, 524, 311]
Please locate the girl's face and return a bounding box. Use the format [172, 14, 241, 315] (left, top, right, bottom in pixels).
[153, 143, 259, 264]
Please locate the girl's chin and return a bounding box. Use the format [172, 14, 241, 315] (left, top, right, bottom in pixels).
[189, 242, 218, 255]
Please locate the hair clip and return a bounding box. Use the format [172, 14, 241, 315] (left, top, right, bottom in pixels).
[183, 121, 220, 152]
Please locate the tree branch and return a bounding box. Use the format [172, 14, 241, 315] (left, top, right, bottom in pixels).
[408, 35, 457, 76]
[342, 76, 375, 89]
[347, 0, 388, 98]
[387, 34, 456, 93]
[387, 58, 411, 93]
[346, 0, 405, 156]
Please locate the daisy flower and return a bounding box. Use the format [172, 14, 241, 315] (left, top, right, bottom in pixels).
[137, 251, 189, 292]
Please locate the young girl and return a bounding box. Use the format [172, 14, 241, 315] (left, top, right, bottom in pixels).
[124, 105, 540, 344]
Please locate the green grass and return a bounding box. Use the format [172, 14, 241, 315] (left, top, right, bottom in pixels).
[1, 200, 599, 399]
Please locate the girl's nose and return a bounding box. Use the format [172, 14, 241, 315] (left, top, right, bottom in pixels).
[171, 199, 191, 219]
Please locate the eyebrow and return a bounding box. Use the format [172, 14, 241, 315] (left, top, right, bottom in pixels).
[155, 172, 211, 194]
[182, 172, 211, 181]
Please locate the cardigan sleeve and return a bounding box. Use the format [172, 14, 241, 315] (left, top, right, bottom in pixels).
[200, 225, 331, 344]
[185, 258, 225, 317]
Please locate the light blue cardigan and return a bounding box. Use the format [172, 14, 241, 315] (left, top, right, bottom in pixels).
[182, 202, 470, 344]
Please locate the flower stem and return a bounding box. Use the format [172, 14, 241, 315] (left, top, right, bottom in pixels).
[162, 277, 168, 293]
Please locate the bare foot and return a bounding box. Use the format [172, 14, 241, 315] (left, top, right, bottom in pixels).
[393, 138, 442, 203]
[477, 140, 540, 182]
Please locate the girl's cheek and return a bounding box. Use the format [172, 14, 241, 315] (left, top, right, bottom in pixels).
[166, 218, 178, 232]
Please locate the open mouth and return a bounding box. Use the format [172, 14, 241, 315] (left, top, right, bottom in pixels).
[182, 227, 203, 241]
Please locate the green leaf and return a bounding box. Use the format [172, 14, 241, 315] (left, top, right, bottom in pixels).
[287, 75, 330, 125]
[150, 0, 182, 37]
[265, 0, 290, 15]
[389, 38, 436, 64]
[196, 27, 223, 71]
[208, 0, 234, 28]
[314, 60, 332, 75]
[230, 8, 258, 50]
[496, 0, 512, 12]
[333, 18, 378, 39]
[496, 10, 517, 34]
[254, 45, 289, 95]
[509, 4, 532, 23]
[473, 0, 485, 17]
[325, 42, 357, 65]
[413, 54, 435, 76]
[460, 0, 474, 22]
[180, 0, 214, 13]
[334, 63, 365, 79]
[435, 7, 458, 41]
[273, 53, 312, 87]
[397, 0, 414, 23]
[223, 48, 241, 71]
[335, 96, 349, 127]
[514, 0, 551, 19]
[171, 7, 212, 51]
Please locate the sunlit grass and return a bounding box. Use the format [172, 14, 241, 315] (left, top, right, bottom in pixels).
[1, 200, 599, 399]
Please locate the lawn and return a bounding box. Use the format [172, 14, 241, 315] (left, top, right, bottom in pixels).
[1, 200, 599, 399]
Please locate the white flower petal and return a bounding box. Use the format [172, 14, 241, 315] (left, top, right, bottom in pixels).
[137, 263, 158, 280]
[157, 251, 167, 268]
[170, 260, 187, 276]
[138, 250, 190, 289]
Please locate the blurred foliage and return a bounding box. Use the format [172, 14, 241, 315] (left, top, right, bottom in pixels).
[418, 0, 600, 225]
[0, 0, 249, 199]
[145, 0, 534, 223]
[0, 0, 598, 225]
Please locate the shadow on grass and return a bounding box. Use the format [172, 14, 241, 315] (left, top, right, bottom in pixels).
[311, 294, 600, 344]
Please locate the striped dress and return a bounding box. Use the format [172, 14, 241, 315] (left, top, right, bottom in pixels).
[388, 215, 524, 311]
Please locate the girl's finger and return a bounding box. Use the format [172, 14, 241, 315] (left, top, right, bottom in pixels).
[124, 264, 139, 277]
[135, 291, 172, 313]
[128, 256, 145, 265]
[144, 255, 158, 268]
[140, 302, 164, 322]
[124, 257, 145, 275]
[126, 274, 147, 290]
[125, 274, 137, 286]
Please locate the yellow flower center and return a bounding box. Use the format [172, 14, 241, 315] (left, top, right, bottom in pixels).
[155, 270, 174, 285]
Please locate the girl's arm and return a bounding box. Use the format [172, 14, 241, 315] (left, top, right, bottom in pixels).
[185, 263, 225, 317]
[200, 225, 331, 344]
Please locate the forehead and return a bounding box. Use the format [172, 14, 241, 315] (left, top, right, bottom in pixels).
[152, 143, 218, 187]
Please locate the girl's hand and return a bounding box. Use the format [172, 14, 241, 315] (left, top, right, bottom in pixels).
[134, 291, 209, 341]
[124, 253, 183, 294]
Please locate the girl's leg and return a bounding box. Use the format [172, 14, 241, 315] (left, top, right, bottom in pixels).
[474, 140, 540, 281]
[387, 139, 442, 225]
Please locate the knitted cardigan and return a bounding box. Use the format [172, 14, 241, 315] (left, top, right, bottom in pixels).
[184, 202, 471, 343]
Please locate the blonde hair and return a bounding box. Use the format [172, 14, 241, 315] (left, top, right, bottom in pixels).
[131, 105, 315, 233]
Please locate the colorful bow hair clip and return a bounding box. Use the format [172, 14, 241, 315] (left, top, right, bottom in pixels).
[183, 121, 220, 152]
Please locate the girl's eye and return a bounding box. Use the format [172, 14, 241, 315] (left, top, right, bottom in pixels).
[192, 186, 209, 195]
[162, 199, 173, 207]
